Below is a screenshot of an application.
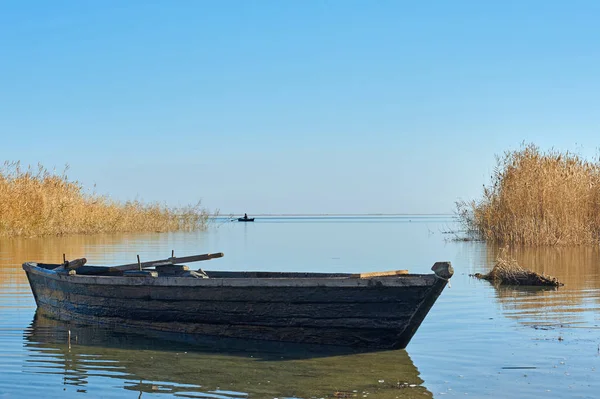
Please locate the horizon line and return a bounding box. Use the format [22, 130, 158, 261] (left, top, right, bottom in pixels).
[218, 213, 455, 217]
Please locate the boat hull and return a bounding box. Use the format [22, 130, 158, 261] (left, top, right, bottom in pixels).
[23, 263, 452, 349]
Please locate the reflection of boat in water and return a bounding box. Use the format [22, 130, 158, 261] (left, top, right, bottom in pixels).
[23, 311, 433, 398]
[22, 256, 453, 350]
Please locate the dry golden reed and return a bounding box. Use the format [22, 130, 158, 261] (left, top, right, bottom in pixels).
[458, 143, 600, 245]
[0, 162, 211, 237]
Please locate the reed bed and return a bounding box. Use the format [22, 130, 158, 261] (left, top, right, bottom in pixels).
[457, 144, 600, 245]
[0, 162, 211, 237]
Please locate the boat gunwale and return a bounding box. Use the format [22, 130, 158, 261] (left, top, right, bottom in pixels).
[22, 262, 440, 288]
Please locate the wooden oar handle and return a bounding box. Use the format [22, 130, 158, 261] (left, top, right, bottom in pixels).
[170, 252, 224, 263]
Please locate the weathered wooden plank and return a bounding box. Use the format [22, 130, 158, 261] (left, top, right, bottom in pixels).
[51, 258, 87, 274]
[52, 273, 436, 288]
[36, 297, 414, 329]
[28, 272, 433, 304]
[73, 266, 124, 276]
[113, 252, 224, 271]
[155, 265, 189, 273]
[39, 266, 353, 278]
[26, 263, 436, 287]
[351, 270, 409, 278]
[65, 258, 87, 270]
[123, 270, 158, 277]
[35, 303, 409, 348]
[31, 286, 426, 321]
[30, 275, 433, 331]
[206, 271, 352, 278]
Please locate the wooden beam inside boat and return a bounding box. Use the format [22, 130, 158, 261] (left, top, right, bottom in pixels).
[111, 252, 224, 272]
[65, 258, 87, 270]
[52, 258, 87, 272]
[351, 270, 409, 278]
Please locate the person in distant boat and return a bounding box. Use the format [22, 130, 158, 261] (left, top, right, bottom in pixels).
[244, 213, 248, 219]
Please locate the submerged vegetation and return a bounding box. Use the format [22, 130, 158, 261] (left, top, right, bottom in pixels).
[0, 162, 211, 237]
[457, 144, 600, 245]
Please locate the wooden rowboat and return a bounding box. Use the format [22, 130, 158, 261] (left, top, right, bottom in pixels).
[22, 253, 453, 350]
[237, 217, 255, 222]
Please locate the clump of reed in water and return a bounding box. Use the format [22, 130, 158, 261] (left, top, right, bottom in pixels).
[457, 143, 600, 245]
[0, 162, 211, 237]
[473, 250, 563, 287]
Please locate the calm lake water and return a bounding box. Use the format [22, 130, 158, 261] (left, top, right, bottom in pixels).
[1, 216, 599, 398]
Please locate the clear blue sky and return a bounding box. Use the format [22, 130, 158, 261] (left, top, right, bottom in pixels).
[1, 1, 599, 214]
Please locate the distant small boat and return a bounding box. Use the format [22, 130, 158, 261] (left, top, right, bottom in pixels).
[22, 253, 453, 349]
[238, 217, 255, 222]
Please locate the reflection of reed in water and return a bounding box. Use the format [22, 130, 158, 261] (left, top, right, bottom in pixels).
[476, 245, 600, 325]
[1, 235, 106, 287]
[0, 233, 194, 287]
[23, 312, 432, 398]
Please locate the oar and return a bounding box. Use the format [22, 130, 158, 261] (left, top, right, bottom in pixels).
[74, 252, 224, 275]
[112, 252, 224, 272]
